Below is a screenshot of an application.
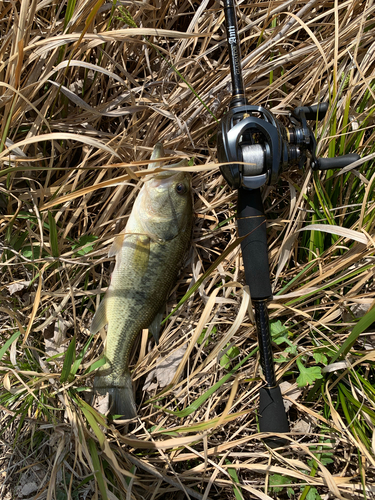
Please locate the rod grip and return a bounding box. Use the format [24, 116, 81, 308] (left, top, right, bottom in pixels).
[259, 386, 290, 448]
[237, 188, 272, 300]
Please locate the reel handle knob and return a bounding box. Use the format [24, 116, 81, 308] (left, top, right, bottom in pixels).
[313, 154, 360, 171]
[294, 102, 329, 121]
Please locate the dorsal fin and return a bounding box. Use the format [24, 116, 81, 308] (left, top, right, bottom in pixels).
[148, 142, 164, 170]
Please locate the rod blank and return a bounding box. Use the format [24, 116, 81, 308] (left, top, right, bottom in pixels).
[223, 0, 246, 107]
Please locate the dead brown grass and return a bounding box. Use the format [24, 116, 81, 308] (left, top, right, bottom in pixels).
[1, 0, 375, 499]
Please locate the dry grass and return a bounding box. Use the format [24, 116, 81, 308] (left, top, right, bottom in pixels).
[1, 0, 375, 499]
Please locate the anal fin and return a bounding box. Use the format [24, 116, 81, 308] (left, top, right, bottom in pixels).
[91, 299, 108, 335]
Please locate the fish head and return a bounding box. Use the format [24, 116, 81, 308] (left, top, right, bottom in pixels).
[139, 171, 192, 240]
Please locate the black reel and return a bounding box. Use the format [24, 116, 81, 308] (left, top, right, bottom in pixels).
[217, 101, 360, 189]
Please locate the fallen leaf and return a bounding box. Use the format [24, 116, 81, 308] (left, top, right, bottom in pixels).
[143, 345, 187, 391]
[44, 317, 72, 359]
[350, 302, 371, 318]
[292, 418, 312, 434]
[92, 392, 110, 416]
[279, 381, 302, 412]
[18, 482, 38, 497]
[7, 281, 30, 295]
[342, 302, 372, 322]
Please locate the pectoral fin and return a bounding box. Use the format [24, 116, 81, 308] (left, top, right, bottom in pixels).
[108, 233, 125, 258]
[132, 235, 150, 275]
[91, 299, 108, 335]
[109, 232, 151, 276]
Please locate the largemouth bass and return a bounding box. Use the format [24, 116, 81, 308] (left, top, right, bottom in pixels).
[91, 144, 193, 418]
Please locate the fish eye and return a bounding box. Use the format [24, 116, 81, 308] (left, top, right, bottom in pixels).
[175, 183, 187, 195]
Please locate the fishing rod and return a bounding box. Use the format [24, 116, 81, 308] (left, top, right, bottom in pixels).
[218, 0, 360, 448]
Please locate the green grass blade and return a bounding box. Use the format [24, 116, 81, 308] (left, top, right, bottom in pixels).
[64, 0, 77, 29]
[81, 406, 106, 447]
[226, 459, 244, 500]
[0, 98, 16, 154]
[85, 357, 106, 374]
[330, 306, 375, 364]
[276, 261, 315, 295]
[48, 211, 59, 257]
[339, 93, 351, 156]
[286, 263, 373, 307]
[60, 337, 76, 383]
[70, 334, 94, 376]
[0, 330, 22, 362]
[88, 438, 109, 500]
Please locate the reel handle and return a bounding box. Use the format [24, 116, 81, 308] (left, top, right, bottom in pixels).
[294, 102, 329, 120]
[314, 154, 361, 171]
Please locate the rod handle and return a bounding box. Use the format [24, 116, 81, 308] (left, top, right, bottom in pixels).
[259, 386, 290, 448]
[237, 188, 272, 300]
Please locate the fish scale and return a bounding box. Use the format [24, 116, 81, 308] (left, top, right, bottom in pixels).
[102, 234, 190, 376]
[91, 145, 193, 418]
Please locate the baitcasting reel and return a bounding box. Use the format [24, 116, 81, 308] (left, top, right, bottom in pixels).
[217, 101, 360, 190]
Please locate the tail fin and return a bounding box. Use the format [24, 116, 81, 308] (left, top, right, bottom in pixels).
[94, 371, 137, 419]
